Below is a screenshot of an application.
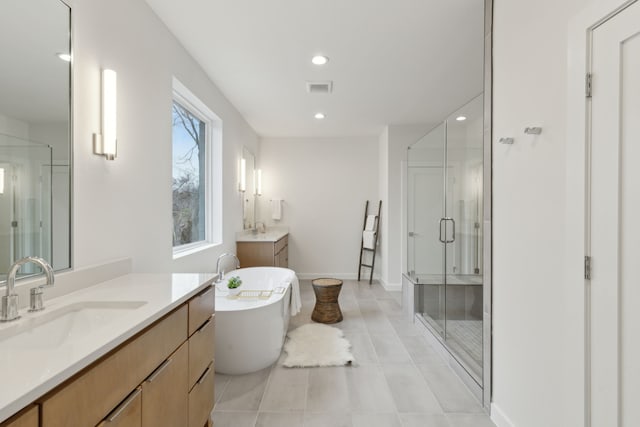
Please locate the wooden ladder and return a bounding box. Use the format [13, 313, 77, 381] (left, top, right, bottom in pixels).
[357, 200, 382, 285]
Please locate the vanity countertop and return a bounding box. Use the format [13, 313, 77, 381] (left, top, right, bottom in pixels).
[0, 272, 215, 422]
[236, 227, 289, 242]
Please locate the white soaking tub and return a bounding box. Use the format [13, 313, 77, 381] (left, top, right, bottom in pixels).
[214, 267, 299, 375]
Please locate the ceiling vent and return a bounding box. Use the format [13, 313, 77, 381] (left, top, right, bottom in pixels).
[306, 81, 333, 94]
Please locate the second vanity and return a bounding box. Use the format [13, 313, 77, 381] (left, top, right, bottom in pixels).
[236, 228, 289, 268]
[0, 273, 216, 426]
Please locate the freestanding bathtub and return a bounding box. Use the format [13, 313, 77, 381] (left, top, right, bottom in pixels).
[214, 267, 298, 375]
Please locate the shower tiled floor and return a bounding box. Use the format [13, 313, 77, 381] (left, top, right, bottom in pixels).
[212, 280, 496, 427]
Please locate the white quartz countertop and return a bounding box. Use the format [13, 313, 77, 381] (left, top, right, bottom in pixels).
[0, 272, 215, 423]
[235, 228, 289, 242]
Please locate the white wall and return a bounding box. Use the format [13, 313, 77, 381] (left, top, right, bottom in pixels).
[71, 0, 258, 274]
[30, 122, 69, 163]
[491, 0, 631, 425]
[0, 114, 29, 139]
[258, 137, 378, 279]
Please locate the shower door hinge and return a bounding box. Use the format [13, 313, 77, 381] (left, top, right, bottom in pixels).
[585, 73, 593, 98]
[584, 255, 592, 280]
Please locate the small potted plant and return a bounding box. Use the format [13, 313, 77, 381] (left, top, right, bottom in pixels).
[227, 276, 242, 296]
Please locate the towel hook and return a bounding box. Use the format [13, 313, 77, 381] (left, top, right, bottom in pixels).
[524, 127, 542, 135]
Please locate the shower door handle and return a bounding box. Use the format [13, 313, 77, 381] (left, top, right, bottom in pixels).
[438, 217, 455, 243]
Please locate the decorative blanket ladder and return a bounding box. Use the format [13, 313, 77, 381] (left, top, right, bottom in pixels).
[357, 200, 382, 285]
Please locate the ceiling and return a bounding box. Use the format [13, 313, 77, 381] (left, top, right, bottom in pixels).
[145, 0, 485, 138]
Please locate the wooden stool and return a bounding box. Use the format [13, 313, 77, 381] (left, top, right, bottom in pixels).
[311, 278, 343, 323]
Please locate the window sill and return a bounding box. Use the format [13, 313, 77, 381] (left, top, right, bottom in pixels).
[173, 242, 220, 260]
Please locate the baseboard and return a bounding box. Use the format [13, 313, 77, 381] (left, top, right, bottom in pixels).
[378, 277, 402, 292]
[491, 403, 515, 427]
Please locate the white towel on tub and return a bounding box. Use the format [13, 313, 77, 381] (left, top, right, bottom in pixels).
[290, 275, 302, 316]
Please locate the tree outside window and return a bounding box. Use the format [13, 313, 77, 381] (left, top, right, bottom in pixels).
[172, 101, 206, 247]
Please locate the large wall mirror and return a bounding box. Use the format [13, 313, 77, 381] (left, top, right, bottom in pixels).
[0, 0, 72, 281]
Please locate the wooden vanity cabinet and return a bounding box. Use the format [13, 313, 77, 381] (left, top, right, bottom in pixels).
[237, 234, 289, 268]
[188, 288, 215, 427]
[142, 342, 189, 427]
[0, 405, 38, 427]
[96, 387, 141, 427]
[33, 285, 215, 427]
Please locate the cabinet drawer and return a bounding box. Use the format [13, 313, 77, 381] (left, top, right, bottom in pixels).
[40, 305, 188, 427]
[274, 235, 288, 254]
[188, 362, 214, 427]
[142, 342, 188, 427]
[188, 315, 215, 389]
[97, 387, 141, 427]
[0, 405, 38, 427]
[189, 286, 215, 336]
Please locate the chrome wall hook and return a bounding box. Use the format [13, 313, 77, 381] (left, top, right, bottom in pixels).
[524, 127, 542, 135]
[498, 137, 514, 145]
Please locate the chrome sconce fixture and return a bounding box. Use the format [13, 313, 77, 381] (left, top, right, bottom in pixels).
[93, 69, 117, 160]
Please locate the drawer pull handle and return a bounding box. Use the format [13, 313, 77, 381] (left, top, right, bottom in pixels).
[197, 365, 212, 385]
[196, 317, 213, 334]
[146, 357, 172, 383]
[107, 387, 141, 422]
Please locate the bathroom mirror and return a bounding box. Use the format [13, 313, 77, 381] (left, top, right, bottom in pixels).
[0, 0, 72, 282]
[242, 147, 256, 230]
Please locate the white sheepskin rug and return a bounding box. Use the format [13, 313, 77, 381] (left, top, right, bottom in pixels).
[282, 323, 354, 368]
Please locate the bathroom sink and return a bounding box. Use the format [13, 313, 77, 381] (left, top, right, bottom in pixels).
[0, 300, 147, 350]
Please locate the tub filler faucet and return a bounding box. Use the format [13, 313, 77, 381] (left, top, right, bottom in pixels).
[2, 256, 55, 321]
[216, 253, 240, 282]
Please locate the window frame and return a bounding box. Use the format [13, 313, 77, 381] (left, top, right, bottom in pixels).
[171, 77, 222, 258]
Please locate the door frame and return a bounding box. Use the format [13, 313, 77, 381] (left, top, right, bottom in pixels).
[565, 1, 639, 425]
[585, 3, 639, 425]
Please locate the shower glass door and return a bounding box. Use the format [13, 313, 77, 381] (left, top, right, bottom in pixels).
[443, 96, 484, 382]
[408, 95, 484, 384]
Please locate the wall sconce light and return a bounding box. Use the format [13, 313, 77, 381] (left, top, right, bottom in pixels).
[255, 169, 262, 196]
[0, 168, 4, 195]
[239, 158, 246, 192]
[93, 69, 117, 160]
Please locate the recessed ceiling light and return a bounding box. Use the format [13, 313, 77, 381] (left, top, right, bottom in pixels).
[311, 55, 329, 66]
[56, 53, 71, 62]
[314, 113, 326, 120]
[456, 116, 467, 121]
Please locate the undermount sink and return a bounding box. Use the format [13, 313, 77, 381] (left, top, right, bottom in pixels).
[0, 301, 147, 350]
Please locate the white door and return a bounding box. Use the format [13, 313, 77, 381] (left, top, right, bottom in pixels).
[408, 165, 444, 277]
[589, 2, 640, 425]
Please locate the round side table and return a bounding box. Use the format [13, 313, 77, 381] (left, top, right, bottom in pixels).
[311, 278, 343, 324]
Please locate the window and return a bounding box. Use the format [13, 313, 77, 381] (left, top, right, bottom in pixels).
[172, 78, 222, 256]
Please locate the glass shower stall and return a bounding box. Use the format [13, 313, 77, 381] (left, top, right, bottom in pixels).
[0, 134, 53, 280]
[406, 95, 485, 386]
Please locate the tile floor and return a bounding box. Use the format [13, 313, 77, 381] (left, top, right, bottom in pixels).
[212, 280, 496, 427]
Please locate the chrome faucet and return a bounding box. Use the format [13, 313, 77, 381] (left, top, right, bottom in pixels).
[2, 256, 55, 321]
[215, 253, 240, 282]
